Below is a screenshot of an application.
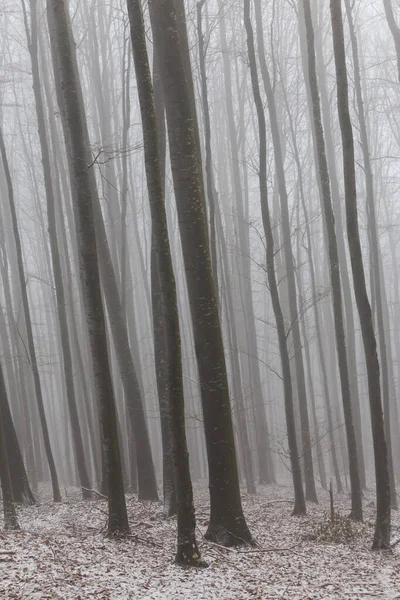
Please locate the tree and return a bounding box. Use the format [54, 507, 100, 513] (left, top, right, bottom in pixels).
[253, 0, 317, 503]
[0, 122, 61, 504]
[383, 0, 400, 82]
[22, 0, 92, 500]
[330, 0, 391, 549]
[0, 362, 20, 530]
[344, 0, 397, 509]
[244, 0, 306, 515]
[301, 0, 362, 520]
[126, 0, 204, 566]
[149, 0, 253, 546]
[46, 0, 129, 535]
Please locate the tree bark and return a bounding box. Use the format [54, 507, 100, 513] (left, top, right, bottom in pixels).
[149, 0, 253, 546]
[127, 0, 204, 565]
[245, 0, 306, 515]
[23, 0, 92, 500]
[301, 0, 362, 520]
[47, 0, 129, 535]
[330, 0, 390, 548]
[0, 123, 61, 503]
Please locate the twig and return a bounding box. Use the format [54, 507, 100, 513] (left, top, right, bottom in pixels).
[127, 534, 164, 548]
[236, 541, 303, 554]
[81, 487, 107, 500]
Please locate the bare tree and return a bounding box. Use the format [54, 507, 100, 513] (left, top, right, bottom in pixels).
[149, 0, 253, 546]
[126, 0, 204, 566]
[47, 0, 129, 535]
[330, 0, 390, 549]
[245, 0, 306, 515]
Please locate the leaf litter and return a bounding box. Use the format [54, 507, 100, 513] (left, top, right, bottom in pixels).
[0, 483, 399, 599]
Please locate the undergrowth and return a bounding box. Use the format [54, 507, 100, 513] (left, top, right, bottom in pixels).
[303, 511, 359, 544]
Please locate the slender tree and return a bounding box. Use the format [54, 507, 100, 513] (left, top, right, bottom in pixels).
[0, 122, 61, 503]
[344, 0, 397, 509]
[244, 0, 306, 515]
[253, 0, 317, 502]
[22, 0, 92, 500]
[330, 0, 390, 548]
[0, 363, 20, 530]
[301, 0, 362, 520]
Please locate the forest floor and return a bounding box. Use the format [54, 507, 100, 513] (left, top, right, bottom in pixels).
[0, 482, 399, 599]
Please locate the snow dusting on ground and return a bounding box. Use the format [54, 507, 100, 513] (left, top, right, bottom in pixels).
[1, 483, 399, 599]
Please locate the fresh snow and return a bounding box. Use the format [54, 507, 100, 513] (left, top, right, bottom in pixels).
[1, 484, 399, 599]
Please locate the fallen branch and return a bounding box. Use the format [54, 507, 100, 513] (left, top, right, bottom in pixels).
[236, 542, 303, 554]
[81, 487, 107, 500]
[127, 534, 164, 549]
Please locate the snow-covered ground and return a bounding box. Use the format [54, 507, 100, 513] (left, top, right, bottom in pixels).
[1, 483, 399, 599]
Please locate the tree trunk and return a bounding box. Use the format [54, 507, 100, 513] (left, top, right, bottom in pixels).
[245, 0, 306, 515]
[253, 0, 317, 502]
[127, 0, 204, 566]
[330, 0, 390, 548]
[47, 0, 129, 535]
[24, 0, 92, 500]
[0, 363, 20, 530]
[301, 0, 362, 521]
[149, 0, 253, 546]
[344, 0, 397, 509]
[0, 123, 61, 503]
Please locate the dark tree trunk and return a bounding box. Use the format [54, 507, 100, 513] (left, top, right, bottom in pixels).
[301, 0, 362, 521]
[0, 363, 20, 530]
[197, 0, 219, 294]
[0, 384, 35, 505]
[47, 0, 129, 535]
[330, 0, 390, 549]
[344, 0, 397, 510]
[0, 123, 61, 504]
[152, 51, 177, 518]
[149, 0, 253, 547]
[24, 0, 92, 500]
[127, 0, 204, 565]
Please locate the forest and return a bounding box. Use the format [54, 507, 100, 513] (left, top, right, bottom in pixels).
[0, 0, 400, 597]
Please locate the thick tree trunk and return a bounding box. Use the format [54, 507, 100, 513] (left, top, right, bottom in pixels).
[127, 0, 204, 565]
[47, 0, 129, 535]
[149, 0, 253, 546]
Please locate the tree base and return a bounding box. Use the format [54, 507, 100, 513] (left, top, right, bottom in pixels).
[349, 509, 363, 522]
[175, 547, 208, 568]
[371, 539, 392, 552]
[4, 516, 20, 531]
[305, 492, 318, 503]
[204, 523, 256, 547]
[292, 504, 306, 516]
[138, 491, 159, 502]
